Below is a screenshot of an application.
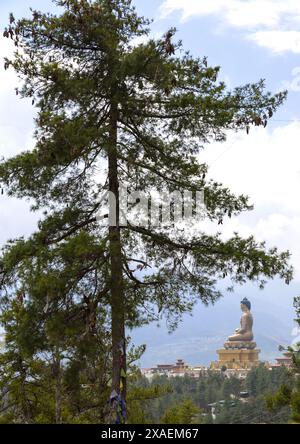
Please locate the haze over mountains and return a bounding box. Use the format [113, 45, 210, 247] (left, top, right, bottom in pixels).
[132, 280, 298, 368]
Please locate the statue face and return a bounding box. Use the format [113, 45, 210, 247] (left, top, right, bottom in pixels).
[241, 303, 248, 312]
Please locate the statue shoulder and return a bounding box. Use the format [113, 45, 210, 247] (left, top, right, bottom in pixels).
[242, 311, 252, 317]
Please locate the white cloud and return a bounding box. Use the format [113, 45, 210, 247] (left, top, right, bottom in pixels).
[249, 30, 300, 54]
[160, 0, 228, 21]
[160, 0, 284, 27]
[219, 213, 300, 280]
[204, 123, 300, 213]
[159, 0, 300, 53]
[199, 122, 300, 279]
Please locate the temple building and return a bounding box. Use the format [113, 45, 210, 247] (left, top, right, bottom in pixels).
[269, 352, 293, 369]
[142, 359, 204, 378]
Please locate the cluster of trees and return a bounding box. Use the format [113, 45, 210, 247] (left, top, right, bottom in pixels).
[132, 371, 241, 422]
[215, 365, 291, 424]
[215, 396, 290, 424]
[121, 365, 292, 424]
[161, 400, 202, 425]
[266, 297, 300, 423]
[0, 0, 294, 423]
[246, 363, 291, 397]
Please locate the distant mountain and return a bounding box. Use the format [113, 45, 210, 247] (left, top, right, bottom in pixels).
[131, 280, 297, 367]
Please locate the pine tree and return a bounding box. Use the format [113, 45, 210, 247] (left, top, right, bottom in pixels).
[160, 399, 201, 424]
[0, 0, 293, 422]
[126, 372, 172, 424]
[0, 289, 113, 423]
[266, 296, 300, 423]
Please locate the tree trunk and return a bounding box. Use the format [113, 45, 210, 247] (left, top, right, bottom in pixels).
[18, 357, 32, 424]
[54, 352, 62, 424]
[108, 99, 126, 400]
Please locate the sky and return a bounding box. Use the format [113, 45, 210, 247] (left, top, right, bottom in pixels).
[0, 0, 300, 364]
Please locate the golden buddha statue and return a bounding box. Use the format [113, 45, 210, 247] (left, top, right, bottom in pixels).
[228, 297, 254, 342]
[212, 297, 260, 369]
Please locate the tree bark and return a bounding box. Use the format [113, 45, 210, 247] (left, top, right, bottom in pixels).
[108, 99, 126, 400]
[18, 357, 32, 424]
[54, 351, 62, 424]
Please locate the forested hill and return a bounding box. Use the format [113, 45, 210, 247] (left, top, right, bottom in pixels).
[131, 365, 291, 424]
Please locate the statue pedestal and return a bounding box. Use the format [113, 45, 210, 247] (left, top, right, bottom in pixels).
[224, 341, 256, 350]
[211, 343, 260, 370]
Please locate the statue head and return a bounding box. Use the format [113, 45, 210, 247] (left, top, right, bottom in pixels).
[240, 297, 251, 311]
